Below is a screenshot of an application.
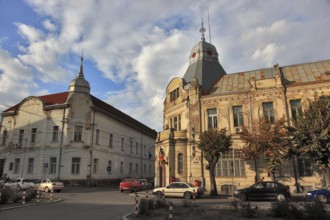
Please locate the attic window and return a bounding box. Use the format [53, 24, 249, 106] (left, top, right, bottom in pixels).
[207, 51, 213, 56]
[170, 88, 179, 102]
[192, 52, 196, 58]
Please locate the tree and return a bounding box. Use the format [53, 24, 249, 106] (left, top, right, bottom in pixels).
[292, 94, 330, 185]
[197, 128, 232, 196]
[240, 117, 291, 182]
[240, 118, 271, 182]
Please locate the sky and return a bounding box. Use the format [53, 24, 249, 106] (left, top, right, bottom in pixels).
[0, 0, 330, 132]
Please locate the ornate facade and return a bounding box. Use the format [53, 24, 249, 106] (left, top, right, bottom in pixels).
[0, 58, 157, 185]
[155, 28, 330, 193]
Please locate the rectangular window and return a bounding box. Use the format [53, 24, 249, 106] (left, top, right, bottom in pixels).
[170, 88, 179, 102]
[170, 115, 181, 131]
[136, 143, 139, 154]
[31, 128, 37, 144]
[144, 145, 146, 156]
[136, 163, 138, 175]
[18, 129, 24, 146]
[262, 102, 275, 124]
[233, 106, 244, 127]
[2, 130, 8, 145]
[49, 157, 57, 174]
[95, 129, 100, 144]
[74, 126, 83, 142]
[290, 99, 302, 121]
[109, 133, 113, 147]
[298, 157, 312, 177]
[120, 162, 123, 174]
[130, 140, 133, 153]
[108, 160, 112, 173]
[27, 158, 34, 174]
[71, 157, 81, 174]
[144, 164, 146, 174]
[208, 108, 218, 129]
[129, 163, 132, 175]
[52, 126, 59, 142]
[216, 149, 245, 177]
[93, 158, 98, 174]
[121, 138, 124, 151]
[14, 158, 20, 174]
[9, 162, 13, 171]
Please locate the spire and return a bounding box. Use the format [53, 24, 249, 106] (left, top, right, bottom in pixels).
[78, 51, 84, 76]
[199, 18, 206, 41]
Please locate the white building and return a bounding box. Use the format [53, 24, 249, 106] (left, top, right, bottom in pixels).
[0, 58, 157, 185]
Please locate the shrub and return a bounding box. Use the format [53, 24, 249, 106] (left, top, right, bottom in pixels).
[269, 201, 291, 218]
[230, 199, 241, 211]
[0, 187, 11, 204]
[240, 202, 258, 218]
[154, 198, 166, 208]
[303, 201, 326, 220]
[11, 191, 22, 203]
[182, 198, 193, 207]
[25, 188, 36, 202]
[138, 198, 156, 216]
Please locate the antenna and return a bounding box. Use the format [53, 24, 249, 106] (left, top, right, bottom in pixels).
[207, 6, 211, 43]
[199, 14, 206, 41]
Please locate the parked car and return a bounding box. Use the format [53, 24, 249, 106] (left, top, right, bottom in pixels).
[119, 177, 143, 192]
[4, 178, 35, 191]
[138, 179, 153, 190]
[306, 185, 330, 204]
[152, 182, 204, 199]
[234, 181, 291, 202]
[35, 179, 64, 192]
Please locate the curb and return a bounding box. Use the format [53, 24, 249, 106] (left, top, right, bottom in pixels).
[0, 198, 63, 212]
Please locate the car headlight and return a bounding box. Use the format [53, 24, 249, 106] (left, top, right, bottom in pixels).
[306, 193, 312, 196]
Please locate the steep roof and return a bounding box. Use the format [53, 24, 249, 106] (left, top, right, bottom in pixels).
[210, 59, 330, 94]
[2, 92, 157, 138]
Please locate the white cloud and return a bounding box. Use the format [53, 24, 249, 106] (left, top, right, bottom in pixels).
[42, 20, 57, 32]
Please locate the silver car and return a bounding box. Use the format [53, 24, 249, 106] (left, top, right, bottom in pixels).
[4, 178, 35, 191]
[35, 179, 64, 192]
[152, 182, 204, 199]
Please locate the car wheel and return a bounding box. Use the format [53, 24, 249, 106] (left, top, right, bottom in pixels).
[156, 191, 163, 198]
[44, 187, 49, 193]
[239, 193, 247, 201]
[276, 193, 286, 202]
[184, 192, 192, 200]
[316, 194, 327, 204]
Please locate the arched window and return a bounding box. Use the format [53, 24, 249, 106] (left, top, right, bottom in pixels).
[178, 153, 183, 174]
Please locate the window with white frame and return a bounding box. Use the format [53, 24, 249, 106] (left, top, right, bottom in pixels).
[73, 126, 83, 142]
[18, 129, 24, 146]
[14, 158, 20, 173]
[71, 157, 80, 174]
[207, 108, 218, 129]
[95, 129, 100, 144]
[27, 158, 34, 174]
[49, 157, 57, 174]
[262, 102, 275, 124]
[93, 158, 98, 174]
[233, 106, 244, 127]
[170, 115, 181, 131]
[31, 128, 37, 144]
[216, 149, 245, 177]
[52, 126, 59, 142]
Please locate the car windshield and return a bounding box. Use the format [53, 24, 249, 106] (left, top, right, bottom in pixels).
[187, 183, 195, 187]
[123, 179, 134, 182]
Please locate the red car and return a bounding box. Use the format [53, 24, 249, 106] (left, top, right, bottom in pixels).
[119, 178, 142, 192]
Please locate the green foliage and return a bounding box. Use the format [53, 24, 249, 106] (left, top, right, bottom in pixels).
[25, 188, 36, 202]
[269, 201, 304, 219]
[0, 187, 11, 204]
[303, 201, 327, 220]
[292, 94, 330, 169]
[240, 202, 258, 218]
[11, 191, 22, 203]
[229, 199, 241, 211]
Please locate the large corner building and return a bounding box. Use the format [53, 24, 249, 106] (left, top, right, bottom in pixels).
[155, 25, 330, 192]
[0, 58, 157, 185]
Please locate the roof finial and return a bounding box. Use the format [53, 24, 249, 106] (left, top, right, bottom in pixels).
[79, 50, 84, 75]
[199, 16, 206, 41]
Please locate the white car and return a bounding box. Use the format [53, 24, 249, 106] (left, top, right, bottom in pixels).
[35, 179, 64, 192]
[4, 178, 35, 191]
[152, 182, 204, 199]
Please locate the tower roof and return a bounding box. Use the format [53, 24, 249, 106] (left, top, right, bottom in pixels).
[68, 56, 90, 94]
[183, 23, 226, 93]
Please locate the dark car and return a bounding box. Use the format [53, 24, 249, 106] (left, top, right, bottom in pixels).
[306, 186, 330, 204]
[234, 181, 291, 202]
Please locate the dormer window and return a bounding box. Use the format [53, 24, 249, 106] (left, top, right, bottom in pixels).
[192, 52, 196, 58]
[170, 88, 179, 102]
[207, 51, 213, 56]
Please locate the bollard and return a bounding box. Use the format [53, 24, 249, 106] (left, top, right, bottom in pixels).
[168, 201, 173, 219]
[134, 192, 139, 215]
[193, 190, 196, 206]
[50, 190, 53, 201]
[162, 189, 165, 202]
[146, 191, 149, 212]
[22, 190, 26, 205]
[37, 190, 40, 203]
[42, 190, 45, 198]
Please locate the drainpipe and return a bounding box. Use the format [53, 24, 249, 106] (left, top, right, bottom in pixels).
[89, 110, 96, 186]
[58, 107, 66, 180]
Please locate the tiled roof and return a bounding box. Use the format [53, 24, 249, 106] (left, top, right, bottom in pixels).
[211, 59, 330, 94]
[2, 92, 157, 137]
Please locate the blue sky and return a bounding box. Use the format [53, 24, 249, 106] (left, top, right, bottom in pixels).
[0, 0, 330, 131]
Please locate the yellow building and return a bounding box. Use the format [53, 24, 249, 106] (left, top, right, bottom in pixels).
[155, 27, 330, 193]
